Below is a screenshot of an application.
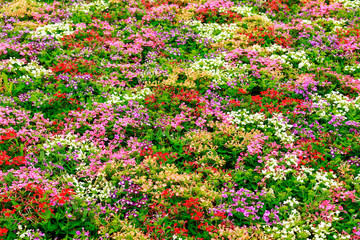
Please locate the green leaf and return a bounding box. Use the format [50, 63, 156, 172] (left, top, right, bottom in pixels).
[29, 95, 38, 102]
[4, 172, 14, 185]
[12, 84, 25, 96]
[82, 209, 89, 220]
[60, 222, 67, 230]
[2, 72, 7, 82]
[40, 150, 45, 161]
[20, 144, 24, 156]
[2, 72, 12, 94]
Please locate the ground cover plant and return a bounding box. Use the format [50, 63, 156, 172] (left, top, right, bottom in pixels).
[0, 0, 360, 239]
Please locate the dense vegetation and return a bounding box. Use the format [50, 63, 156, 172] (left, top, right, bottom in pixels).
[1, 0, 360, 239]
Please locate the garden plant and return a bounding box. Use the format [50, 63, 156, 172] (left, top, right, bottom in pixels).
[1, 0, 360, 239]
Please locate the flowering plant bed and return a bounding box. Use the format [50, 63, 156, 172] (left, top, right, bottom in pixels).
[1, 0, 360, 239]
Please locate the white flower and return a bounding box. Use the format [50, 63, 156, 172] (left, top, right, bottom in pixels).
[42, 133, 99, 161]
[32, 22, 74, 40]
[185, 21, 238, 42]
[336, 0, 360, 8]
[106, 88, 153, 105]
[219, 5, 254, 16]
[20, 60, 53, 78]
[70, 0, 109, 13]
[313, 171, 342, 191]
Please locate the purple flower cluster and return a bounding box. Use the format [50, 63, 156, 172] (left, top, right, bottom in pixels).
[210, 182, 280, 226]
[107, 175, 148, 219]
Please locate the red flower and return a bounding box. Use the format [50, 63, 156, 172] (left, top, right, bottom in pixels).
[0, 227, 8, 237]
[0, 129, 17, 143]
[238, 88, 247, 94]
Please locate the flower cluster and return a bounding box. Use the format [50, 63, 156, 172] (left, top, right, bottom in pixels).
[1, 0, 360, 239]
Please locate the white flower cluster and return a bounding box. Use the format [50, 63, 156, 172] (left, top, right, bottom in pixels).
[256, 14, 272, 23]
[219, 5, 255, 17]
[313, 171, 342, 191]
[185, 20, 238, 42]
[344, 63, 360, 73]
[172, 235, 184, 240]
[287, 50, 313, 69]
[265, 196, 349, 240]
[326, 91, 360, 113]
[295, 166, 314, 183]
[32, 22, 74, 40]
[228, 111, 295, 143]
[4, 57, 26, 67]
[262, 157, 293, 181]
[191, 55, 231, 81]
[269, 48, 314, 69]
[354, 173, 360, 181]
[336, 0, 360, 8]
[311, 222, 333, 240]
[264, 210, 346, 240]
[317, 18, 348, 32]
[297, 18, 345, 33]
[267, 113, 295, 144]
[0, 57, 26, 72]
[265, 44, 288, 53]
[264, 209, 311, 239]
[228, 109, 265, 130]
[302, 19, 313, 25]
[308, 93, 330, 118]
[65, 174, 115, 202]
[283, 154, 299, 166]
[69, 0, 109, 13]
[0, 58, 52, 78]
[42, 133, 99, 161]
[269, 54, 290, 64]
[282, 196, 300, 208]
[190, 54, 250, 84]
[20, 60, 53, 78]
[105, 88, 153, 105]
[15, 225, 46, 240]
[301, 18, 324, 31]
[16, 230, 41, 239]
[333, 234, 351, 240]
[262, 154, 298, 181]
[311, 91, 360, 118]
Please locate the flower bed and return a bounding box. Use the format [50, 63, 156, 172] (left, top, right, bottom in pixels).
[1, 0, 360, 239]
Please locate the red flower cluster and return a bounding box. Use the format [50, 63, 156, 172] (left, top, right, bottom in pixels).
[51, 58, 96, 76]
[182, 198, 204, 221]
[229, 99, 242, 107]
[53, 188, 76, 205]
[213, 211, 227, 219]
[260, 89, 283, 99]
[161, 188, 175, 199]
[49, 91, 80, 106]
[140, 148, 178, 164]
[238, 88, 247, 94]
[1, 184, 75, 224]
[0, 151, 26, 167]
[0, 129, 16, 144]
[62, 30, 113, 50]
[246, 88, 304, 115]
[172, 222, 188, 236]
[198, 222, 218, 233]
[172, 89, 201, 104]
[267, 0, 290, 12]
[0, 228, 8, 237]
[141, 0, 186, 9]
[195, 7, 242, 23]
[244, 26, 292, 47]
